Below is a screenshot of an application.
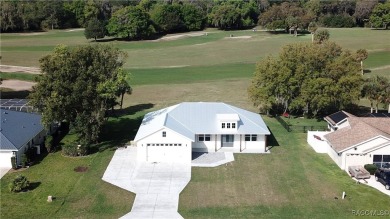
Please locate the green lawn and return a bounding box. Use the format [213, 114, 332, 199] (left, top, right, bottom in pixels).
[0, 72, 38, 82]
[1, 27, 390, 218]
[0, 150, 134, 218]
[1, 28, 389, 81]
[179, 117, 390, 218]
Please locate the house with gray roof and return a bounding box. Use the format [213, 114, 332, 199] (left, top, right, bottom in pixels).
[0, 109, 46, 169]
[134, 102, 271, 162]
[310, 111, 390, 171]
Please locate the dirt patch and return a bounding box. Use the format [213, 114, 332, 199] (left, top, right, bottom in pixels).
[225, 36, 252, 39]
[370, 65, 390, 71]
[154, 32, 207, 41]
[0, 65, 41, 74]
[74, 166, 89, 172]
[18, 32, 47, 36]
[0, 80, 36, 91]
[66, 28, 84, 32]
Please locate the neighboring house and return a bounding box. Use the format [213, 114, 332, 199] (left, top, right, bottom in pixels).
[324, 111, 354, 132]
[309, 111, 390, 171]
[134, 102, 270, 162]
[0, 109, 46, 168]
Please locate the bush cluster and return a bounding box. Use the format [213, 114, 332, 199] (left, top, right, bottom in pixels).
[9, 175, 30, 193]
[364, 164, 378, 175]
[62, 143, 89, 157]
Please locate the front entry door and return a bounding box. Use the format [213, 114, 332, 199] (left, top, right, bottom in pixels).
[221, 135, 234, 147]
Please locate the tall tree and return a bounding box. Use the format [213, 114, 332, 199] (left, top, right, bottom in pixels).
[29, 44, 131, 145]
[354, 0, 379, 26]
[370, 2, 390, 29]
[248, 41, 362, 116]
[107, 6, 155, 40]
[355, 49, 368, 75]
[362, 76, 383, 113]
[150, 3, 184, 33]
[314, 29, 330, 44]
[84, 18, 106, 41]
[308, 22, 318, 42]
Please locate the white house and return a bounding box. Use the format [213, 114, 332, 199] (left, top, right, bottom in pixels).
[134, 102, 271, 162]
[308, 112, 390, 171]
[0, 109, 46, 168]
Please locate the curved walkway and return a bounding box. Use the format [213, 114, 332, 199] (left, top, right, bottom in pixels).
[102, 148, 235, 218]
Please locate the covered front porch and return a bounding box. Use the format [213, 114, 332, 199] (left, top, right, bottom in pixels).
[192, 134, 268, 153]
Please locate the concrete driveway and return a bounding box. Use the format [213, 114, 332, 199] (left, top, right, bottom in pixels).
[354, 177, 390, 196]
[102, 147, 191, 219]
[0, 167, 11, 179]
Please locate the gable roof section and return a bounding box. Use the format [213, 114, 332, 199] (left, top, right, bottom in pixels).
[134, 102, 270, 142]
[324, 116, 390, 153]
[0, 109, 44, 150]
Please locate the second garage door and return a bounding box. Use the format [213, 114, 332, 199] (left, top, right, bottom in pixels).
[146, 143, 189, 162]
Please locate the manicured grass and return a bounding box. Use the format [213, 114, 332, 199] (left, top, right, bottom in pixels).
[130, 63, 255, 85]
[0, 150, 134, 218]
[280, 116, 327, 126]
[0, 72, 38, 82]
[179, 117, 390, 218]
[2, 28, 389, 76]
[365, 50, 390, 69]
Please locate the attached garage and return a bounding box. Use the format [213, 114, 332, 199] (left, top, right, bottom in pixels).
[0, 151, 14, 168]
[146, 143, 190, 162]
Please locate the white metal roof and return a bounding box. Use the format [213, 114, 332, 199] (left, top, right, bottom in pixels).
[216, 113, 240, 121]
[134, 102, 270, 142]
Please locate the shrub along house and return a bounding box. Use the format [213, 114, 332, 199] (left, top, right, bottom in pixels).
[322, 112, 390, 170]
[134, 102, 270, 162]
[0, 109, 47, 168]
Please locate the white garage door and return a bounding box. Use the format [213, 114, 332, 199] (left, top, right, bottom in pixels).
[0, 152, 14, 168]
[345, 154, 367, 168]
[146, 143, 189, 162]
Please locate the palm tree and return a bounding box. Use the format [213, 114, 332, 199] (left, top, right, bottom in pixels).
[355, 49, 368, 75]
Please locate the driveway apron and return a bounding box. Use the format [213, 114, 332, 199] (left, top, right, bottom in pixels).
[102, 147, 191, 219]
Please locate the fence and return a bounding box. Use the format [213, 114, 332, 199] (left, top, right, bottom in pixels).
[275, 116, 328, 133]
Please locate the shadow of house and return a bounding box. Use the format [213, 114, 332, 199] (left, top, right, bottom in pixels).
[267, 127, 280, 151]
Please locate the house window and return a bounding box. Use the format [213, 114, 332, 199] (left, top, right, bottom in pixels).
[198, 134, 211, 142]
[222, 123, 225, 129]
[251, 135, 257, 141]
[227, 123, 231, 128]
[162, 131, 166, 137]
[245, 134, 257, 141]
[232, 123, 236, 128]
[373, 155, 390, 168]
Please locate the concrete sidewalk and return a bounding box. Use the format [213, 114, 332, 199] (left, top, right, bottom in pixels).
[102, 147, 191, 219]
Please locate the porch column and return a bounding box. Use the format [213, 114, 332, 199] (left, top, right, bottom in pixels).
[215, 134, 217, 152]
[240, 135, 242, 152]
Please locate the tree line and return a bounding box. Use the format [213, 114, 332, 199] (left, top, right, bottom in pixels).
[2, 0, 390, 37]
[248, 35, 390, 117]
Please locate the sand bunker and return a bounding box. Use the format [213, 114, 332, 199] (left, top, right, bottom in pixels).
[0, 65, 41, 74]
[0, 80, 36, 91]
[225, 36, 252, 39]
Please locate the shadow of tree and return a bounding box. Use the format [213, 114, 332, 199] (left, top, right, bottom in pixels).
[91, 103, 154, 153]
[0, 90, 30, 99]
[28, 182, 41, 191]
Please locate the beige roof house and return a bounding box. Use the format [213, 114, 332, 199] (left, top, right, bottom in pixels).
[321, 112, 390, 170]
